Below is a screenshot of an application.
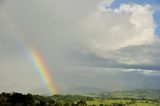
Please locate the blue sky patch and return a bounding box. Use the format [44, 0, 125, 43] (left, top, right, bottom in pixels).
[110, 0, 160, 37]
[110, 0, 160, 9]
[154, 11, 160, 36]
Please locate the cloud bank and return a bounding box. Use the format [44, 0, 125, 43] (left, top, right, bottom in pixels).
[0, 0, 160, 93]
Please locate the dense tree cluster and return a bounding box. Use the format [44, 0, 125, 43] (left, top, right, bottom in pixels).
[0, 92, 92, 106]
[0, 92, 34, 106]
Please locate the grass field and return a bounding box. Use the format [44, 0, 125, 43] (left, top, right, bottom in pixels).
[87, 100, 160, 106]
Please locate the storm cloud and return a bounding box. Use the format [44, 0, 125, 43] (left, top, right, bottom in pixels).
[0, 0, 160, 94]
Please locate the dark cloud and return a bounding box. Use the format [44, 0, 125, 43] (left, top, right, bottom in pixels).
[69, 42, 160, 71]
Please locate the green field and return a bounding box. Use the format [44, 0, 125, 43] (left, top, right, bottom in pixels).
[87, 100, 160, 106]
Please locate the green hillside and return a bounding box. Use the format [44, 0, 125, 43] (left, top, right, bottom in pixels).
[98, 89, 160, 99]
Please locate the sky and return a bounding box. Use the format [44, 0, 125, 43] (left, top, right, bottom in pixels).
[0, 0, 160, 94]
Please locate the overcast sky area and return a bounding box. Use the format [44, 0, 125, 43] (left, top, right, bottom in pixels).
[0, 0, 160, 94]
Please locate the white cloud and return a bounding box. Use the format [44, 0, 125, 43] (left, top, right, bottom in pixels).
[143, 70, 160, 76]
[123, 69, 160, 76]
[122, 69, 144, 72]
[82, 3, 156, 55]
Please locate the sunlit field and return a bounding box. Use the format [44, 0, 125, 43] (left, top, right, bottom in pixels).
[87, 100, 160, 106]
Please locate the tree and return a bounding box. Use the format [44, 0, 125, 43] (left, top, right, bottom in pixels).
[8, 92, 25, 105]
[64, 102, 69, 106]
[24, 93, 34, 105]
[48, 99, 56, 105]
[77, 100, 87, 106]
[99, 104, 104, 106]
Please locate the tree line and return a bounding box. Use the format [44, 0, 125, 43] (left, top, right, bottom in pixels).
[0, 92, 159, 106]
[0, 92, 92, 106]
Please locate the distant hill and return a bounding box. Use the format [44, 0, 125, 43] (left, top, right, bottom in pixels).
[29, 86, 160, 99]
[98, 89, 160, 99]
[67, 86, 106, 95]
[63, 87, 160, 99]
[29, 86, 106, 96]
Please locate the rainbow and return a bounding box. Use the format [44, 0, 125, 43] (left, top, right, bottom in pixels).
[1, 12, 58, 95]
[29, 48, 57, 95]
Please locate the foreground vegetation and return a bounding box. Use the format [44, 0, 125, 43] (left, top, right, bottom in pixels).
[0, 92, 160, 106]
